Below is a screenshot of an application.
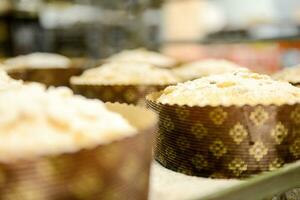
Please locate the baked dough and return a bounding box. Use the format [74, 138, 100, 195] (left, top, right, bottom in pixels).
[272, 65, 300, 84]
[3, 52, 71, 70]
[173, 59, 249, 81]
[0, 69, 22, 90]
[0, 84, 136, 162]
[156, 72, 300, 106]
[71, 62, 179, 85]
[107, 48, 177, 68]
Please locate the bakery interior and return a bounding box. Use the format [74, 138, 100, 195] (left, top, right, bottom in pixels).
[1, 0, 300, 200]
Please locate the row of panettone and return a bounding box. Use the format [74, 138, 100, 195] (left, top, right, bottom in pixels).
[0, 49, 300, 199]
[2, 49, 298, 105]
[3, 49, 298, 89]
[1, 49, 250, 105]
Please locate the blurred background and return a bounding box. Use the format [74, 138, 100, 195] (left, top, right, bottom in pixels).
[1, 0, 300, 73]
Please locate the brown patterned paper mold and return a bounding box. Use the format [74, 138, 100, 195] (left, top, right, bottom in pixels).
[0, 102, 157, 200]
[8, 67, 83, 87]
[71, 83, 169, 105]
[147, 93, 300, 178]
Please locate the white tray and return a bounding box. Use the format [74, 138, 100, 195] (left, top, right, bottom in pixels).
[149, 161, 300, 200]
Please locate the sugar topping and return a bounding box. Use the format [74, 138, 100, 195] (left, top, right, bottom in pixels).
[156, 71, 300, 106]
[71, 62, 180, 85]
[173, 59, 249, 81]
[0, 84, 136, 162]
[4, 52, 71, 70]
[0, 69, 22, 90]
[272, 65, 300, 84]
[108, 48, 177, 68]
